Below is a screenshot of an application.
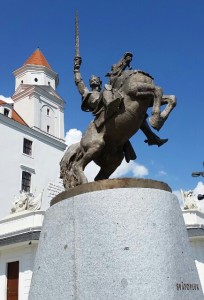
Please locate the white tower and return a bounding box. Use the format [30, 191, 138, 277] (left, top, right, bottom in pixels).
[12, 48, 64, 139]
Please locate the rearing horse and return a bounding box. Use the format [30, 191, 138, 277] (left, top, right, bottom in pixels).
[60, 68, 176, 189]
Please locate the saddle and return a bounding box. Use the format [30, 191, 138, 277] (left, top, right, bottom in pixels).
[94, 85, 123, 129]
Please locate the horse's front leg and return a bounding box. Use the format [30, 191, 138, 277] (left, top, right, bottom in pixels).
[160, 95, 177, 122]
[149, 87, 163, 131]
[149, 92, 176, 131]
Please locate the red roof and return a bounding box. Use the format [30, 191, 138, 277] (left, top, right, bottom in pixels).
[24, 48, 51, 69]
[12, 110, 28, 126]
[0, 100, 28, 126]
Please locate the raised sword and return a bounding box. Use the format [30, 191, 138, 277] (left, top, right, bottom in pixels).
[75, 11, 80, 58]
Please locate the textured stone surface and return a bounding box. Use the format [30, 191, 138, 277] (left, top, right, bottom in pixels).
[29, 184, 203, 300]
[51, 178, 171, 206]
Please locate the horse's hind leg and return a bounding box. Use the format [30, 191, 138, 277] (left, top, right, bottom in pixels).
[94, 149, 124, 181]
[60, 143, 88, 189]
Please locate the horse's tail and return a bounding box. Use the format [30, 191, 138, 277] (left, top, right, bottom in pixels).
[60, 142, 81, 189]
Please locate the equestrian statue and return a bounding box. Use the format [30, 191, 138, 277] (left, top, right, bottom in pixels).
[60, 15, 176, 189]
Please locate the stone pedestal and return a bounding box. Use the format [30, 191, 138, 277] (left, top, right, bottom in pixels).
[29, 179, 203, 300]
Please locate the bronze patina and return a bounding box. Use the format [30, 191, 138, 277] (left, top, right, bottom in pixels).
[60, 15, 176, 189]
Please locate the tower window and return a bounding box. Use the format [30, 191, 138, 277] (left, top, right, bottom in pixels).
[23, 138, 32, 156]
[34, 78, 38, 82]
[21, 80, 23, 83]
[48, 81, 50, 85]
[47, 125, 50, 133]
[4, 108, 9, 117]
[21, 171, 31, 192]
[47, 108, 50, 116]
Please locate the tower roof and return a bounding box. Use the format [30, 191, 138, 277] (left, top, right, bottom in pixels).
[24, 48, 51, 69]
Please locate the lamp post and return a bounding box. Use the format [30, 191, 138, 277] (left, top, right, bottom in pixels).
[191, 162, 204, 200]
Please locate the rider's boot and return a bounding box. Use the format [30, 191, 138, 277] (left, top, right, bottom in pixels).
[144, 136, 168, 147]
[141, 118, 168, 147]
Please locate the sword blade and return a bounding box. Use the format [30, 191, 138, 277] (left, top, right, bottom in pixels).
[75, 11, 80, 57]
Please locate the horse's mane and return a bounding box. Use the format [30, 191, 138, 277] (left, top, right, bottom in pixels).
[136, 70, 154, 80]
[109, 69, 154, 88]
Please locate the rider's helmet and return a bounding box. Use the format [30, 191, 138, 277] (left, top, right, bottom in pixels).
[89, 75, 102, 90]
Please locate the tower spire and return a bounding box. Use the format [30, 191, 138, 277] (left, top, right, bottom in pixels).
[24, 48, 51, 69]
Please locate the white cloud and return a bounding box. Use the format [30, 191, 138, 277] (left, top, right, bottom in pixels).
[84, 162, 100, 182]
[157, 170, 167, 176]
[194, 181, 204, 195]
[65, 128, 82, 146]
[111, 159, 148, 178]
[84, 159, 148, 182]
[0, 95, 13, 103]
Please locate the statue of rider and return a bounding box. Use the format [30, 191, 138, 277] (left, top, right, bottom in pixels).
[74, 54, 168, 147]
[74, 56, 121, 119]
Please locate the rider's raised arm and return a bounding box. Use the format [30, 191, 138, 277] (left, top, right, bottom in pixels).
[74, 56, 89, 96]
[74, 69, 89, 96]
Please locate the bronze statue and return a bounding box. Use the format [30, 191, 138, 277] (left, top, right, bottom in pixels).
[74, 54, 169, 146]
[60, 15, 176, 189]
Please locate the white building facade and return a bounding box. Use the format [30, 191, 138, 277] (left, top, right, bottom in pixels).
[0, 48, 66, 299]
[183, 209, 204, 292]
[0, 48, 66, 219]
[0, 211, 44, 300]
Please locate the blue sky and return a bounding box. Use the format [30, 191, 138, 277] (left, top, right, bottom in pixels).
[1, 0, 204, 194]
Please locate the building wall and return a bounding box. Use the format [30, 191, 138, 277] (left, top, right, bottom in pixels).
[15, 68, 56, 90]
[13, 95, 36, 128]
[189, 238, 204, 292]
[0, 49, 67, 298]
[0, 114, 66, 218]
[38, 93, 64, 139]
[13, 90, 64, 140]
[41, 104, 55, 135]
[0, 242, 38, 300]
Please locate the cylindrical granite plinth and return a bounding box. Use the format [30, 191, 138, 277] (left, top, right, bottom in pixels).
[29, 179, 203, 300]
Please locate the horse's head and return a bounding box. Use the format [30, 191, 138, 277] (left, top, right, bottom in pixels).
[106, 52, 133, 78]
